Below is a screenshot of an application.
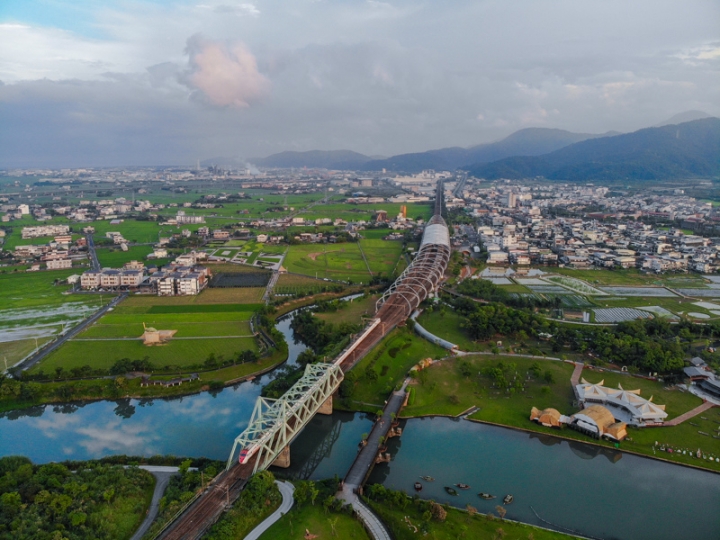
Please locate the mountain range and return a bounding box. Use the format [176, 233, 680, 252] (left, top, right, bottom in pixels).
[210, 111, 719, 181]
[468, 117, 720, 181]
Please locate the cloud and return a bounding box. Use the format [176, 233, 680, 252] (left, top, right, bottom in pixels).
[186, 35, 270, 107]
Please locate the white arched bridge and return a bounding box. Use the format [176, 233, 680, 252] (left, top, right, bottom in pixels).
[161, 181, 451, 539]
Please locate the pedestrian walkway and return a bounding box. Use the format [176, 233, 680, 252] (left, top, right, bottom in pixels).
[336, 381, 407, 540]
[664, 401, 716, 426]
[570, 362, 584, 399]
[337, 485, 391, 540]
[244, 481, 295, 540]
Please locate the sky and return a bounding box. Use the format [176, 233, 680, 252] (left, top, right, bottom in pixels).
[0, 0, 719, 168]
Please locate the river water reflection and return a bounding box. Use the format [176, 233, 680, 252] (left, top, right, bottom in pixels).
[0, 302, 719, 539]
[368, 417, 720, 540]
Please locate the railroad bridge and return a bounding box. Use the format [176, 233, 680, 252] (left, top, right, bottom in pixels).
[160, 181, 450, 539]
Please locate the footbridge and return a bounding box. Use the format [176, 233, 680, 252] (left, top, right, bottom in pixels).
[159, 182, 450, 539]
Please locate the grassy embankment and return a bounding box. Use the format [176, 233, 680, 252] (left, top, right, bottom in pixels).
[315, 294, 380, 325]
[366, 496, 581, 540]
[342, 328, 447, 411]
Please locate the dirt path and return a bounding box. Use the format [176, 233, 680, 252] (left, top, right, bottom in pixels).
[664, 401, 716, 426]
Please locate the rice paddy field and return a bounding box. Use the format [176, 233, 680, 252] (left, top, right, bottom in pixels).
[31, 295, 261, 372]
[0, 270, 107, 368]
[273, 273, 333, 296]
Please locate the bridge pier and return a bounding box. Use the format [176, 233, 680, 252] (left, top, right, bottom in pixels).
[318, 395, 333, 415]
[272, 445, 291, 468]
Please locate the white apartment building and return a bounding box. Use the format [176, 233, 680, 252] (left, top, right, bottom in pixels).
[47, 258, 72, 270]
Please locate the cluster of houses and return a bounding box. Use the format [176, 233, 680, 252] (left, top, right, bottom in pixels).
[10, 225, 87, 270]
[80, 251, 209, 296]
[449, 182, 720, 273]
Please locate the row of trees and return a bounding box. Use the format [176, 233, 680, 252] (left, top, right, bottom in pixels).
[448, 293, 715, 374]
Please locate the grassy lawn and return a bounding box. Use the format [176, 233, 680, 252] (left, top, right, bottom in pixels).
[580, 369, 703, 420]
[367, 497, 579, 540]
[358, 238, 404, 276]
[96, 245, 155, 267]
[347, 328, 447, 409]
[404, 354, 576, 419]
[285, 244, 372, 283]
[315, 294, 379, 325]
[259, 500, 370, 540]
[33, 335, 259, 372]
[402, 355, 720, 472]
[416, 309, 483, 351]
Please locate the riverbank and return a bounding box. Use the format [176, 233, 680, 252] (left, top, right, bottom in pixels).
[0, 345, 288, 414]
[391, 353, 720, 473]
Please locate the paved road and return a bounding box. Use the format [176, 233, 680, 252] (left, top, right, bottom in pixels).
[337, 486, 391, 540]
[131, 468, 179, 540]
[244, 481, 295, 540]
[15, 292, 127, 373]
[86, 233, 100, 270]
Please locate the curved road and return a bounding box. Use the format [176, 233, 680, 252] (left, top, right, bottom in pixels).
[244, 481, 295, 540]
[131, 466, 180, 540]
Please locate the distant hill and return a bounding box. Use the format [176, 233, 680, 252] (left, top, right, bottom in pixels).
[358, 128, 614, 173]
[468, 118, 720, 181]
[655, 110, 715, 127]
[250, 150, 373, 169]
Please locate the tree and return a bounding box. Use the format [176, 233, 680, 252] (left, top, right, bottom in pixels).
[309, 482, 320, 506]
[495, 505, 506, 520]
[328, 517, 339, 536]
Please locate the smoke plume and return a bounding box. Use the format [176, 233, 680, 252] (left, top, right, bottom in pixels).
[186, 35, 269, 108]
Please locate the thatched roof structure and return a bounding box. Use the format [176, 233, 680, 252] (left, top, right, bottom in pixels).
[530, 407, 563, 427]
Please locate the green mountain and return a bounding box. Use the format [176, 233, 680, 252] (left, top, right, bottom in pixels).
[468, 118, 720, 181]
[358, 128, 612, 172]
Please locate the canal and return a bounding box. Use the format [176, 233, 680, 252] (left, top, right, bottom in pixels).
[0, 300, 718, 539]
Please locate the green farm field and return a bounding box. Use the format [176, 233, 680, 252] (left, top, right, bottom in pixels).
[297, 202, 432, 222]
[358, 238, 404, 276]
[0, 269, 95, 310]
[284, 243, 372, 283]
[33, 335, 259, 372]
[96, 245, 156, 267]
[549, 267, 708, 288]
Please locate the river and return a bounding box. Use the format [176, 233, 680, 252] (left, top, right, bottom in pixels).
[0, 300, 718, 540]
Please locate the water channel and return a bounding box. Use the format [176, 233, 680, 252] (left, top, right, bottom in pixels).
[0, 299, 718, 539]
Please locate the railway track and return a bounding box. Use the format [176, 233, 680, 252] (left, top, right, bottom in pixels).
[158, 181, 450, 539]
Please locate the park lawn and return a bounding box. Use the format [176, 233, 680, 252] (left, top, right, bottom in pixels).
[416, 309, 483, 351]
[579, 369, 703, 420]
[96, 245, 154, 267]
[259, 500, 370, 540]
[404, 355, 576, 420]
[348, 329, 448, 409]
[367, 497, 579, 540]
[315, 294, 379, 325]
[32, 335, 259, 372]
